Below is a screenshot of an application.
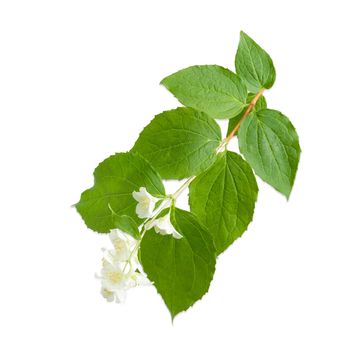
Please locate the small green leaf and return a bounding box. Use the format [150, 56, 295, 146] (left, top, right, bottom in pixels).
[75, 152, 165, 233]
[111, 213, 140, 239]
[235, 31, 276, 93]
[161, 65, 247, 119]
[132, 107, 221, 179]
[189, 151, 258, 254]
[140, 207, 216, 320]
[227, 93, 267, 136]
[238, 109, 301, 198]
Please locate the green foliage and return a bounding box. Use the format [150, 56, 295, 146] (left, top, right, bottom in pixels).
[132, 107, 221, 179]
[75, 152, 165, 233]
[235, 31, 276, 93]
[140, 207, 216, 320]
[227, 93, 267, 136]
[189, 151, 258, 253]
[111, 213, 140, 239]
[75, 30, 301, 319]
[161, 65, 247, 119]
[238, 109, 301, 198]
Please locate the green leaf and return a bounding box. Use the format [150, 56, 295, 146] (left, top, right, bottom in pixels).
[161, 65, 247, 119]
[227, 93, 267, 136]
[235, 31, 276, 93]
[111, 213, 140, 239]
[238, 109, 301, 198]
[140, 207, 216, 320]
[75, 152, 165, 233]
[132, 107, 221, 179]
[189, 151, 258, 254]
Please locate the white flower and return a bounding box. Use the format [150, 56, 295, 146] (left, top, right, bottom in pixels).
[96, 230, 151, 303]
[132, 187, 159, 219]
[100, 259, 129, 294]
[108, 230, 131, 261]
[147, 212, 182, 239]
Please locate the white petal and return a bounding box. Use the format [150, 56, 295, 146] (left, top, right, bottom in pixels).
[109, 230, 119, 245]
[133, 187, 159, 219]
[155, 215, 173, 234]
[101, 288, 115, 302]
[172, 230, 183, 239]
[133, 187, 152, 202]
[140, 187, 150, 197]
[133, 272, 151, 286]
[136, 202, 151, 218]
[113, 289, 127, 303]
[153, 218, 170, 235]
[132, 187, 145, 201]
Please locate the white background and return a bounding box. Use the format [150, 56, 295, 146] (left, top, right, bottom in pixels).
[1, 0, 354, 349]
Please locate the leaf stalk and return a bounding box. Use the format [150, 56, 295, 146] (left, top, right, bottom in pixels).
[225, 88, 265, 143]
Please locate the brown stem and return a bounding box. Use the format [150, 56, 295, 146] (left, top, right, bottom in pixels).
[225, 88, 265, 143]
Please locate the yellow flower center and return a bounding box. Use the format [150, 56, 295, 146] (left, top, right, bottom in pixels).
[108, 271, 123, 284]
[113, 239, 126, 253]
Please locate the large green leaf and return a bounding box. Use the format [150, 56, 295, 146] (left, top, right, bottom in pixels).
[140, 207, 216, 320]
[75, 152, 165, 233]
[161, 65, 247, 119]
[238, 109, 300, 198]
[189, 151, 258, 254]
[235, 31, 276, 93]
[132, 107, 221, 179]
[227, 93, 267, 136]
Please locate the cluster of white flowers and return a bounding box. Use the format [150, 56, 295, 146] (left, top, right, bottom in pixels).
[97, 187, 182, 303]
[96, 230, 149, 303]
[133, 187, 182, 239]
